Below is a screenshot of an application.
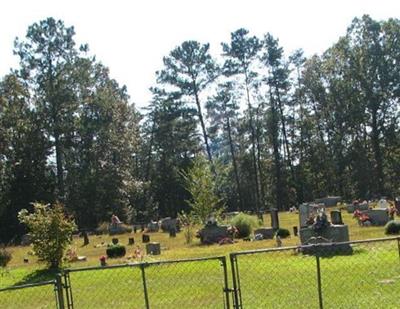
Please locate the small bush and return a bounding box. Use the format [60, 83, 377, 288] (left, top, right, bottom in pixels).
[275, 228, 290, 238]
[385, 220, 400, 235]
[106, 244, 126, 258]
[18, 202, 76, 269]
[0, 247, 12, 268]
[231, 213, 259, 238]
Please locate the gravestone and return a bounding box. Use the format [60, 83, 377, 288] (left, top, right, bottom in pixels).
[20, 234, 31, 246]
[82, 231, 89, 246]
[109, 223, 130, 235]
[147, 221, 159, 232]
[347, 202, 369, 213]
[146, 242, 161, 255]
[270, 208, 279, 229]
[378, 199, 389, 209]
[366, 209, 389, 225]
[128, 237, 135, 245]
[315, 196, 341, 207]
[330, 210, 343, 225]
[160, 217, 180, 232]
[169, 228, 176, 238]
[300, 225, 349, 243]
[142, 234, 150, 243]
[133, 226, 137, 233]
[197, 224, 230, 244]
[254, 227, 274, 239]
[299, 207, 351, 254]
[299, 203, 320, 228]
[293, 226, 298, 236]
[112, 238, 119, 245]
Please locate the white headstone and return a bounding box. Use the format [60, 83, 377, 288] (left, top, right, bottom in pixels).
[378, 199, 389, 209]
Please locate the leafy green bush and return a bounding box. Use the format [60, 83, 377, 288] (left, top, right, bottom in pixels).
[275, 228, 290, 238]
[231, 213, 259, 238]
[0, 247, 12, 268]
[385, 220, 400, 235]
[18, 202, 77, 269]
[106, 244, 126, 258]
[181, 156, 224, 224]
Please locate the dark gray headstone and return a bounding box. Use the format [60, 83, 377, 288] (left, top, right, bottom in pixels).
[83, 231, 89, 246]
[197, 225, 230, 244]
[254, 227, 274, 239]
[146, 242, 161, 255]
[142, 234, 150, 243]
[330, 210, 343, 225]
[270, 208, 279, 230]
[293, 226, 298, 236]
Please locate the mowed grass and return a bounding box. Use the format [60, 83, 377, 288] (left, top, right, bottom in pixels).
[1, 209, 399, 308]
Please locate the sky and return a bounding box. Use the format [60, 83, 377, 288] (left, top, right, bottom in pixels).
[1, 0, 399, 110]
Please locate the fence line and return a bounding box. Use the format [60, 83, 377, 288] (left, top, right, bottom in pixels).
[229, 236, 400, 308]
[0, 280, 60, 309]
[1, 236, 400, 308]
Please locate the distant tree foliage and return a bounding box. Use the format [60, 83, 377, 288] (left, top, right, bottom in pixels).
[1, 15, 400, 243]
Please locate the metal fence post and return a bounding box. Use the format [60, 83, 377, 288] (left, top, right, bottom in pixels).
[229, 254, 242, 309]
[63, 271, 73, 309]
[220, 257, 231, 309]
[315, 246, 324, 309]
[140, 263, 150, 309]
[55, 274, 65, 309]
[397, 238, 400, 262]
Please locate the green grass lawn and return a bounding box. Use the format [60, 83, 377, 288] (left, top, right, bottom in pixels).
[1, 210, 399, 308]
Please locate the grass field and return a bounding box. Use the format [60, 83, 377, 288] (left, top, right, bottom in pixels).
[1, 209, 399, 308]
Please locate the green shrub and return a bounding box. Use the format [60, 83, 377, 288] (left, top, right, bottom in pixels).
[231, 213, 259, 238]
[106, 244, 126, 258]
[18, 202, 77, 269]
[384, 220, 400, 235]
[275, 228, 290, 238]
[0, 247, 12, 268]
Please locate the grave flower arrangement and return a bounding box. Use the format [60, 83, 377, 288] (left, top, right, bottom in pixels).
[99, 255, 107, 266]
[312, 210, 330, 233]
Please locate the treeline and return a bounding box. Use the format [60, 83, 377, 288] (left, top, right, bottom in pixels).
[1, 15, 400, 243]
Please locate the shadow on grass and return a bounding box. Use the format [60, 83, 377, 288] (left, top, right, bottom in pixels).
[12, 268, 59, 286]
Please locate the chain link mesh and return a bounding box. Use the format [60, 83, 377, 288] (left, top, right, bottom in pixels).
[2, 238, 399, 308]
[0, 281, 57, 309]
[320, 240, 400, 308]
[231, 238, 400, 308]
[66, 266, 144, 308]
[144, 258, 227, 309]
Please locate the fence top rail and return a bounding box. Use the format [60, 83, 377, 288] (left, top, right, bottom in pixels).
[0, 280, 55, 292]
[230, 236, 400, 257]
[64, 255, 226, 273]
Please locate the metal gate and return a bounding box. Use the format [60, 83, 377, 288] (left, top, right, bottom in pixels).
[62, 256, 231, 309]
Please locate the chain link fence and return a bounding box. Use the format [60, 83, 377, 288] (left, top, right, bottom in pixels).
[230, 237, 400, 308]
[63, 256, 230, 309]
[0, 280, 60, 309]
[1, 237, 400, 308]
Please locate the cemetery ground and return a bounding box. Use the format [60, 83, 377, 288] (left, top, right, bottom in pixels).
[1, 208, 400, 308]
